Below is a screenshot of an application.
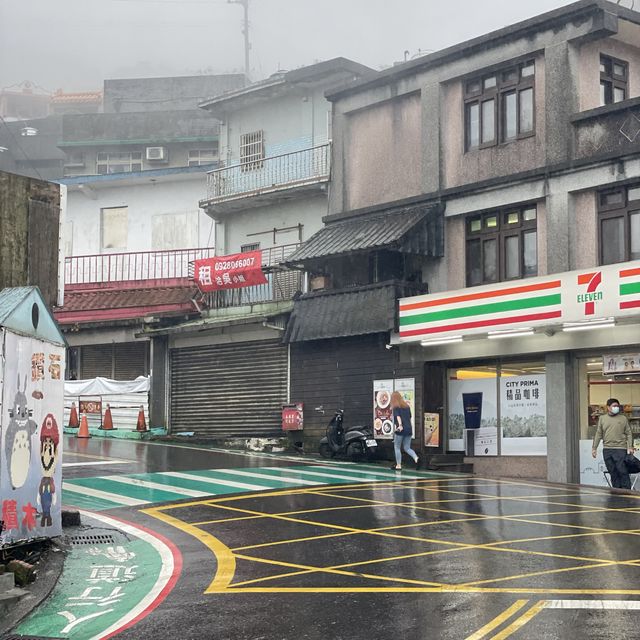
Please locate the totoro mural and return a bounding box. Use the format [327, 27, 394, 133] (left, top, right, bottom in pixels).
[1, 330, 65, 546]
[5, 374, 39, 489]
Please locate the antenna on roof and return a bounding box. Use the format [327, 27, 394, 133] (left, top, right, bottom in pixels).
[228, 0, 251, 80]
[617, 0, 635, 9]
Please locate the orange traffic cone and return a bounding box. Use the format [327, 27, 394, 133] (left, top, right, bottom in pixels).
[101, 404, 115, 430]
[136, 405, 147, 432]
[78, 413, 91, 438]
[68, 402, 79, 429]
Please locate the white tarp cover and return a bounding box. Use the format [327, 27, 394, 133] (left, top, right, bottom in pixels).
[64, 376, 150, 396]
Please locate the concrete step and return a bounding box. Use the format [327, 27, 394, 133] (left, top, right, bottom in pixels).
[427, 453, 465, 464]
[0, 587, 28, 620]
[0, 572, 14, 592]
[425, 460, 474, 474]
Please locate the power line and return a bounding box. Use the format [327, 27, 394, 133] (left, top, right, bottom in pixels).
[0, 115, 44, 181]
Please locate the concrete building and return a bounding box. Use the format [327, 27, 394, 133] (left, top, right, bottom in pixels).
[285, 0, 640, 483]
[52, 75, 246, 385]
[141, 58, 373, 437]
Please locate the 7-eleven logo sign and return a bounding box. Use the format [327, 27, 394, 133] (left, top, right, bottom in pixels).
[577, 271, 603, 316]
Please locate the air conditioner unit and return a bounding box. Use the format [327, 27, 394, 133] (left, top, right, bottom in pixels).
[146, 146, 167, 162]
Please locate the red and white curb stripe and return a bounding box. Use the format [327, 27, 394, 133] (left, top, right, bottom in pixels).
[79, 510, 183, 640]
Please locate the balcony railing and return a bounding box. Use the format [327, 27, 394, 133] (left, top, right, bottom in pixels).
[204, 243, 303, 309]
[205, 143, 330, 204]
[65, 247, 216, 285]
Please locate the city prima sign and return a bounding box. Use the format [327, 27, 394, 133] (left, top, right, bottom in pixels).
[398, 260, 640, 343]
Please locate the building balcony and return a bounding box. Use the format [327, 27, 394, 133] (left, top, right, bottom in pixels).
[59, 244, 304, 325]
[205, 243, 304, 310]
[64, 247, 216, 287]
[572, 96, 640, 161]
[201, 143, 330, 213]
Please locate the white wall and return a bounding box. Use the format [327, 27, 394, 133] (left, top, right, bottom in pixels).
[221, 87, 331, 166]
[215, 194, 327, 256]
[65, 174, 213, 256]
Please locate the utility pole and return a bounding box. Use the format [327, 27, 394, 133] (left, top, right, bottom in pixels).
[228, 0, 250, 79]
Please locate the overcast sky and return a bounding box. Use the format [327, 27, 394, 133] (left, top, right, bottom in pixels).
[0, 0, 581, 92]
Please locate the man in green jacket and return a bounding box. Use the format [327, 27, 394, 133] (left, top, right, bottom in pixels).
[592, 397, 634, 490]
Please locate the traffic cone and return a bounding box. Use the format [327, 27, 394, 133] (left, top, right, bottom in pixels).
[101, 404, 115, 430]
[68, 402, 79, 429]
[136, 405, 147, 432]
[77, 413, 91, 438]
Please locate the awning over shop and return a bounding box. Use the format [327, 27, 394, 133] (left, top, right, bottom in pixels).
[285, 204, 443, 266]
[284, 281, 401, 342]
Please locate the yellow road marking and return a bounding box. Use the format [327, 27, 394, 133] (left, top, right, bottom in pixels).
[464, 600, 530, 640]
[144, 475, 640, 596]
[491, 600, 547, 639]
[459, 560, 616, 588]
[231, 553, 443, 589]
[142, 506, 236, 591]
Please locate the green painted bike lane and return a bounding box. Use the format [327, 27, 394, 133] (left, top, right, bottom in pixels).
[15, 511, 181, 640]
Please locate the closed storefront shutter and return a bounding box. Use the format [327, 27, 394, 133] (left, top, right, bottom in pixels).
[170, 339, 288, 437]
[114, 342, 149, 379]
[80, 342, 149, 380]
[80, 344, 113, 379]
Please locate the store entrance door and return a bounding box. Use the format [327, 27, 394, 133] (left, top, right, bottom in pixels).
[578, 355, 640, 487]
[423, 363, 444, 453]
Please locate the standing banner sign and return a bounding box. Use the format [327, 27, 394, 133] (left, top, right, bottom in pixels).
[1, 331, 65, 546]
[373, 378, 415, 440]
[499, 374, 547, 455]
[193, 250, 267, 292]
[424, 413, 440, 447]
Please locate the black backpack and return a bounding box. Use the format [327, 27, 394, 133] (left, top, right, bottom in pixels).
[625, 454, 640, 475]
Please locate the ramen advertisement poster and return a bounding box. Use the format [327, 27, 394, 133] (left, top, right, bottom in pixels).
[373, 378, 415, 440]
[1, 330, 65, 546]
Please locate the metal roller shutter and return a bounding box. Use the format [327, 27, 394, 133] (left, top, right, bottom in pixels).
[114, 342, 149, 379]
[80, 342, 149, 380]
[80, 344, 113, 379]
[170, 339, 288, 437]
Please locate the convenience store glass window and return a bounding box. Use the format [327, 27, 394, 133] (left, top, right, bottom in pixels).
[578, 357, 640, 445]
[447, 361, 546, 456]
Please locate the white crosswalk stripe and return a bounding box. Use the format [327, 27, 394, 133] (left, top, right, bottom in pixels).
[104, 476, 211, 497]
[161, 471, 270, 492]
[276, 468, 373, 483]
[217, 468, 327, 486]
[62, 481, 150, 506]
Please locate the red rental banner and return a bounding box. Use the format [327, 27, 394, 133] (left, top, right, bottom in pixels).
[194, 250, 267, 292]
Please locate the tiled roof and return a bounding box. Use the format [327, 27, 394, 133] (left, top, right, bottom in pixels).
[285, 205, 439, 264]
[54, 284, 200, 324]
[284, 283, 398, 343]
[51, 91, 102, 104]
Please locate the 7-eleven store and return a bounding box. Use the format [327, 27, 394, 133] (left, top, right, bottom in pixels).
[396, 260, 640, 486]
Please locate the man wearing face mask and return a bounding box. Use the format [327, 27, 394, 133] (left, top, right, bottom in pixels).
[592, 398, 634, 489]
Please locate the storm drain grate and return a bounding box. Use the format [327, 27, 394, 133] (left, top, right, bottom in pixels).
[69, 534, 116, 546]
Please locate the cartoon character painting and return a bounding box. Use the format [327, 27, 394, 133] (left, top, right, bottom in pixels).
[37, 413, 59, 527]
[5, 375, 38, 489]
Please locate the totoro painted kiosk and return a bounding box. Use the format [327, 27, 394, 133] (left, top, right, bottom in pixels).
[0, 287, 66, 546]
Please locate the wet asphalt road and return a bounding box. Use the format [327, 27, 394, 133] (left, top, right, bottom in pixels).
[62, 437, 640, 640]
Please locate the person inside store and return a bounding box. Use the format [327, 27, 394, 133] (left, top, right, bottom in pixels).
[592, 398, 634, 489]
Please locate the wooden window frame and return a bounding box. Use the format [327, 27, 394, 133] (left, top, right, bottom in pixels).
[464, 60, 536, 152]
[598, 184, 640, 264]
[465, 205, 538, 286]
[600, 54, 628, 106]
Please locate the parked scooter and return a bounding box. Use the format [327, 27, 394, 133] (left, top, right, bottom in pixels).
[318, 410, 377, 461]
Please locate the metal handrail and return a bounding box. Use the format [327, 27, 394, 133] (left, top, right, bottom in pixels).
[205, 143, 330, 202]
